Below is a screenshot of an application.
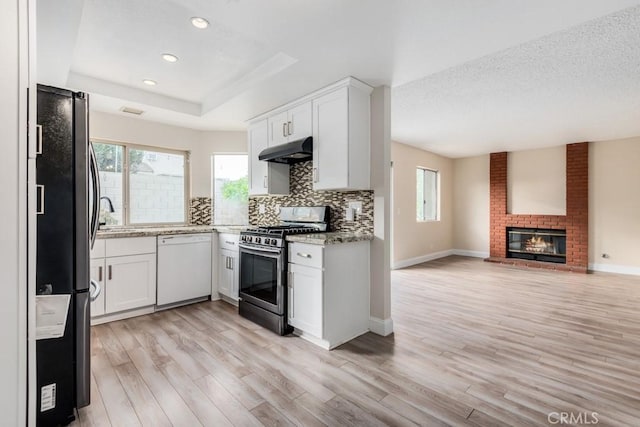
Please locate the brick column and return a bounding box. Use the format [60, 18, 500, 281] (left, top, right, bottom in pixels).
[489, 152, 508, 258]
[565, 142, 589, 268]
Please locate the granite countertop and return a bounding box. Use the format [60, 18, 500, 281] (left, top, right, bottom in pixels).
[286, 232, 374, 245]
[96, 225, 248, 239]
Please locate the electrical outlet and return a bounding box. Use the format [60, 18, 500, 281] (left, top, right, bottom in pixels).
[274, 204, 281, 214]
[259, 204, 266, 214]
[348, 200, 363, 215]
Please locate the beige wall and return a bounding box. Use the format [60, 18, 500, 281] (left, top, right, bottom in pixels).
[452, 155, 490, 254]
[90, 111, 247, 197]
[589, 137, 640, 270]
[392, 142, 453, 264]
[508, 145, 566, 215]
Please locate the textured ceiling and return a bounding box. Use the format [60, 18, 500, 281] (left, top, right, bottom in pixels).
[392, 5, 640, 157]
[37, 0, 640, 156]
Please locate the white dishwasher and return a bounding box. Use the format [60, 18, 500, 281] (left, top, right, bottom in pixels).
[157, 233, 212, 306]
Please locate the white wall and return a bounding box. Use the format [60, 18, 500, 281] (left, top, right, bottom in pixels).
[90, 112, 247, 197]
[508, 145, 566, 215]
[1, 0, 28, 423]
[392, 142, 453, 267]
[453, 155, 490, 255]
[589, 137, 640, 273]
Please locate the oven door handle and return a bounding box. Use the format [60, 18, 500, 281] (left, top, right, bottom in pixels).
[238, 243, 283, 254]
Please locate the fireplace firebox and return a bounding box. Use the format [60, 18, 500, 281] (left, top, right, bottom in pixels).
[507, 228, 566, 264]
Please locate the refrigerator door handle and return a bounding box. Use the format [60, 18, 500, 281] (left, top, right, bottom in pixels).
[89, 142, 100, 249]
[89, 279, 101, 302]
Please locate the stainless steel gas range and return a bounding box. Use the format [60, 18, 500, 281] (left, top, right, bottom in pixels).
[238, 206, 329, 335]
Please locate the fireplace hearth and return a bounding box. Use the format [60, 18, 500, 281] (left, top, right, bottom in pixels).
[507, 228, 566, 264]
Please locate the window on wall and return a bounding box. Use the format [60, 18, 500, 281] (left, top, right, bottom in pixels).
[417, 167, 439, 221]
[93, 140, 189, 226]
[212, 154, 248, 225]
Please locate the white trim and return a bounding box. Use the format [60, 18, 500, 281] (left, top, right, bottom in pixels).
[369, 316, 394, 336]
[453, 249, 490, 258]
[589, 263, 640, 276]
[392, 249, 454, 269]
[90, 305, 154, 325]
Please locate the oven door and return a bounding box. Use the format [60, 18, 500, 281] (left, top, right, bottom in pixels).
[238, 243, 285, 315]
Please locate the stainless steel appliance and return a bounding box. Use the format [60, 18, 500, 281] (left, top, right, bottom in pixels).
[238, 206, 329, 335]
[36, 85, 100, 426]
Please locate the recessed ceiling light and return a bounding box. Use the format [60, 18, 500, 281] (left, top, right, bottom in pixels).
[143, 79, 157, 86]
[162, 53, 178, 63]
[191, 17, 209, 29]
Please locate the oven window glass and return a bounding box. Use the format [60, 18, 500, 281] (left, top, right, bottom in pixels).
[240, 252, 278, 305]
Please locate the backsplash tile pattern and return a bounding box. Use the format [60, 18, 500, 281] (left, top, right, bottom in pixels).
[189, 197, 212, 225]
[249, 161, 373, 233]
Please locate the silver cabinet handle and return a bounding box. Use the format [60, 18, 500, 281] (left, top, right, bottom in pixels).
[287, 121, 292, 136]
[263, 175, 268, 188]
[297, 252, 312, 259]
[36, 185, 45, 214]
[288, 272, 294, 319]
[282, 122, 287, 137]
[36, 124, 43, 154]
[98, 266, 103, 282]
[108, 265, 112, 280]
[230, 257, 234, 270]
[225, 241, 235, 245]
[312, 168, 318, 183]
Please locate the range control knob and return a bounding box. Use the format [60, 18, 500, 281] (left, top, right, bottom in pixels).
[271, 239, 278, 246]
[264, 238, 270, 245]
[247, 236, 252, 242]
[255, 237, 261, 244]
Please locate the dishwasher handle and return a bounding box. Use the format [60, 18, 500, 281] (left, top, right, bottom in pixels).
[158, 234, 212, 245]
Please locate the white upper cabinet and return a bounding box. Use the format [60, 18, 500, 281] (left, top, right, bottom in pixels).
[312, 83, 372, 191]
[248, 77, 372, 194]
[268, 101, 312, 145]
[248, 119, 289, 195]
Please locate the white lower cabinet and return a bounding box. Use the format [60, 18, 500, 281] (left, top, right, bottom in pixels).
[288, 240, 370, 349]
[104, 253, 157, 313]
[91, 237, 157, 321]
[288, 263, 323, 338]
[217, 233, 240, 301]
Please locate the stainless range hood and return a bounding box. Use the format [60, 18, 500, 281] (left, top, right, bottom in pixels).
[258, 137, 312, 164]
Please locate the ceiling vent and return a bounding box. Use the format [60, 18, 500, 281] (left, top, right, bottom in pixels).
[120, 106, 144, 115]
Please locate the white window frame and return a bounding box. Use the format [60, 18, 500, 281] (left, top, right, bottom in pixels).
[211, 152, 249, 225]
[92, 138, 191, 226]
[417, 167, 440, 222]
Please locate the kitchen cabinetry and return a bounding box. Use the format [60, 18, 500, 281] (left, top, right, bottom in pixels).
[90, 237, 156, 322]
[312, 82, 372, 190]
[287, 240, 370, 349]
[268, 101, 312, 145]
[248, 119, 289, 195]
[217, 233, 239, 302]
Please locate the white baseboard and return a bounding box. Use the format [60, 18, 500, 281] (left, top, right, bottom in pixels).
[369, 316, 394, 336]
[589, 263, 640, 276]
[452, 249, 490, 258]
[392, 249, 454, 269]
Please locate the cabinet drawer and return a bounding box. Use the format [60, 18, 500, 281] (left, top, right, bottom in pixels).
[218, 233, 239, 251]
[105, 237, 156, 257]
[288, 242, 323, 268]
[90, 239, 106, 259]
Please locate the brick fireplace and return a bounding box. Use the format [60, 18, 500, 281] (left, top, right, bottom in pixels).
[487, 142, 588, 272]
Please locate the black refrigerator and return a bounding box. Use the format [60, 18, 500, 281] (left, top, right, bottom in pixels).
[36, 85, 101, 426]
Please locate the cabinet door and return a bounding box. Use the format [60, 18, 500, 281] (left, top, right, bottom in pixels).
[312, 87, 349, 190]
[248, 120, 269, 195]
[268, 111, 289, 146]
[90, 259, 105, 317]
[289, 263, 323, 338]
[105, 254, 156, 313]
[218, 251, 232, 298]
[288, 102, 312, 141]
[230, 251, 239, 300]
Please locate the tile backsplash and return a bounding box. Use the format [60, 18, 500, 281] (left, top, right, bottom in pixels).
[249, 161, 373, 233]
[189, 197, 212, 225]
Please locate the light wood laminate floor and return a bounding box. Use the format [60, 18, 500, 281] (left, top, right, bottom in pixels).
[72, 256, 640, 426]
